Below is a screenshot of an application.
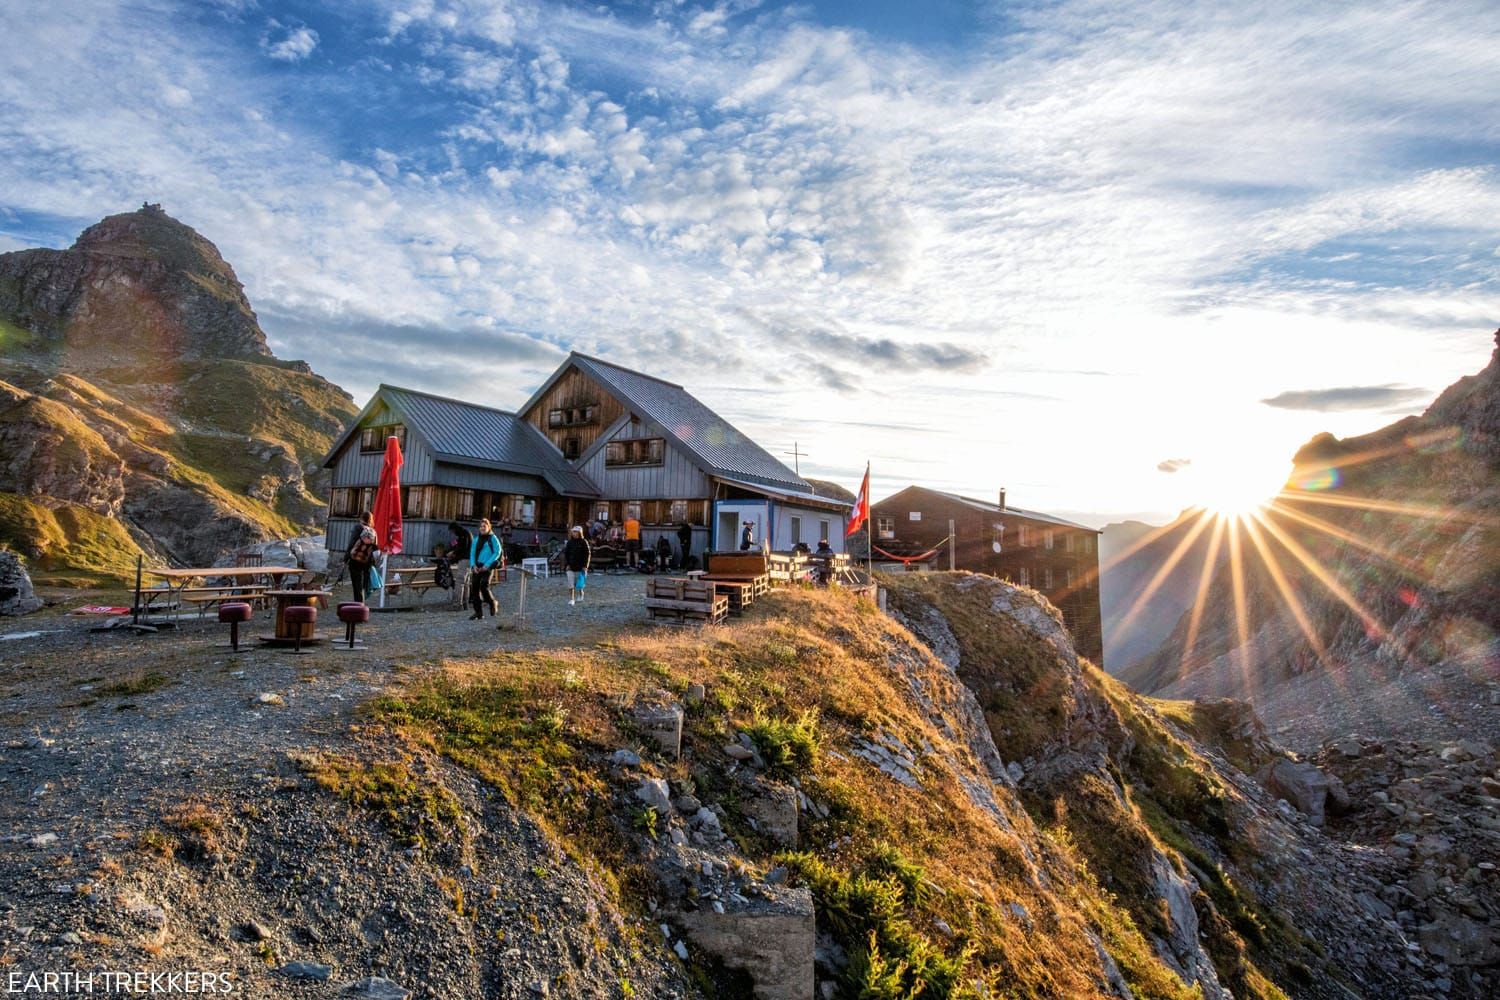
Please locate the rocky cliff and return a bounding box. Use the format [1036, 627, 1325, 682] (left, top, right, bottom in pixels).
[0, 206, 356, 584]
[1123, 331, 1500, 751]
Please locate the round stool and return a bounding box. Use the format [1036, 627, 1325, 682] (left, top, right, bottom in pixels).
[283, 604, 317, 655]
[336, 601, 370, 651]
[218, 602, 253, 652]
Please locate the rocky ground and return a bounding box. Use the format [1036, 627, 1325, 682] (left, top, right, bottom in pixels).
[0, 572, 693, 999]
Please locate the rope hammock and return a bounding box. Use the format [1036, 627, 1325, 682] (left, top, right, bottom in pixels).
[872, 535, 953, 566]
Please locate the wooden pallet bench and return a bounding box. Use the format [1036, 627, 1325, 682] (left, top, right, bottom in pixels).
[705, 579, 756, 616]
[180, 586, 268, 617]
[645, 577, 728, 626]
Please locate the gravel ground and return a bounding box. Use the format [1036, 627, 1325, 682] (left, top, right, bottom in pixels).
[0, 570, 698, 999]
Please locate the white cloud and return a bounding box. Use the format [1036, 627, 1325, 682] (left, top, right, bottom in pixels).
[0, 0, 1497, 520]
[264, 22, 320, 62]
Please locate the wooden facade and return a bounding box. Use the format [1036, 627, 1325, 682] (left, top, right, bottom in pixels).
[873, 486, 1104, 663]
[524, 366, 627, 460]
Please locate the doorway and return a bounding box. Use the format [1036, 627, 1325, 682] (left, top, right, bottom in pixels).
[717, 510, 739, 552]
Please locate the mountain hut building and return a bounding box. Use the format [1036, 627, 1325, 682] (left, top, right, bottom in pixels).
[322, 353, 852, 562]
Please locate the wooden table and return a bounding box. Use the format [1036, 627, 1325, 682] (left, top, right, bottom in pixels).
[140, 566, 307, 614]
[262, 589, 330, 642]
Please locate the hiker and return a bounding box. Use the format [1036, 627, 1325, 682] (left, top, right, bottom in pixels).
[740, 519, 754, 551]
[565, 526, 592, 606]
[654, 535, 673, 573]
[815, 537, 834, 585]
[445, 521, 473, 607]
[624, 511, 641, 567]
[468, 518, 502, 619]
[677, 521, 692, 568]
[346, 511, 380, 604]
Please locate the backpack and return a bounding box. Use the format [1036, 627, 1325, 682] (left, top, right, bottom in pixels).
[349, 528, 378, 566]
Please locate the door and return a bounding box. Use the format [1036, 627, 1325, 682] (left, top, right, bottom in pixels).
[717, 511, 739, 553]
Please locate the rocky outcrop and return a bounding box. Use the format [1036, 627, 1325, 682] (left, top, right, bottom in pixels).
[0, 550, 43, 615]
[0, 208, 358, 577]
[0, 204, 270, 364]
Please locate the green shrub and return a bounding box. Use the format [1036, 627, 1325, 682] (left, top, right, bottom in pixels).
[745, 708, 821, 778]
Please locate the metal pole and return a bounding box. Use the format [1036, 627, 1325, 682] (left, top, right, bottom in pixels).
[132, 554, 143, 626]
[948, 519, 955, 571]
[515, 568, 528, 627]
[379, 552, 388, 609]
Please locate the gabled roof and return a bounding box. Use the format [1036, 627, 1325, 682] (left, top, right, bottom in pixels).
[522, 352, 813, 495]
[323, 384, 599, 497]
[879, 485, 1098, 533]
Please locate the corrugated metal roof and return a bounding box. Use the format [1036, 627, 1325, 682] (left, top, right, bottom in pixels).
[381, 386, 599, 496]
[927, 488, 1098, 532]
[714, 476, 853, 509]
[568, 354, 809, 493]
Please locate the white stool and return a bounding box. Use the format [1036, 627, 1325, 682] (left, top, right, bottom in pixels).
[521, 557, 549, 579]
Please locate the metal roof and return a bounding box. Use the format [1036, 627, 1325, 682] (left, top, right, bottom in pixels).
[562, 353, 810, 493]
[884, 486, 1099, 532]
[714, 476, 853, 510]
[327, 385, 598, 496]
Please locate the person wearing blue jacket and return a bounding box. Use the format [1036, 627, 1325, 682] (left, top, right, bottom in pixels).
[468, 518, 502, 619]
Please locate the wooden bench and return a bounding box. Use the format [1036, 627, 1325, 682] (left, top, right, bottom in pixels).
[707, 579, 756, 616]
[384, 567, 446, 606]
[765, 552, 808, 585]
[645, 577, 728, 626]
[180, 586, 269, 618]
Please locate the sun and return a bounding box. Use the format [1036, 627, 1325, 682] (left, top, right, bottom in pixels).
[1184, 458, 1281, 517]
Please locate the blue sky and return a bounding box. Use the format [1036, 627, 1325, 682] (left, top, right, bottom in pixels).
[1, 0, 1497, 525]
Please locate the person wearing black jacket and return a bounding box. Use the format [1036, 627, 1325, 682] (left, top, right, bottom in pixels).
[676, 521, 692, 569]
[445, 521, 473, 608]
[564, 525, 591, 607]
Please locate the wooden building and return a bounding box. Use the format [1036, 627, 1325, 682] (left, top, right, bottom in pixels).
[323, 353, 851, 561]
[872, 485, 1104, 663]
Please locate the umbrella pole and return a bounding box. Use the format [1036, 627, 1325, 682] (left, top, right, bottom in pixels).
[379, 552, 388, 609]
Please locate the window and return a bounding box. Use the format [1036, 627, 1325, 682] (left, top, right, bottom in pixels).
[541, 500, 569, 529]
[1042, 568, 1054, 589]
[790, 516, 802, 545]
[330, 488, 359, 517]
[1064, 568, 1074, 589]
[1018, 524, 1030, 546]
[547, 404, 598, 428]
[1065, 533, 1075, 552]
[626, 501, 642, 521]
[360, 423, 406, 453]
[592, 501, 611, 523]
[992, 522, 1005, 551]
[819, 520, 831, 544]
[605, 437, 665, 467]
[428, 487, 474, 522]
[1017, 566, 1029, 587]
[1044, 529, 1055, 550]
[908, 511, 922, 521]
[666, 499, 708, 526]
[402, 485, 431, 519]
[507, 497, 536, 526]
[562, 437, 581, 460]
[876, 516, 895, 540]
[1084, 535, 1095, 554]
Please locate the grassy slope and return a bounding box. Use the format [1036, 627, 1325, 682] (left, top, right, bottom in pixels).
[328, 587, 1241, 1000]
[0, 492, 146, 587]
[883, 573, 1314, 1000]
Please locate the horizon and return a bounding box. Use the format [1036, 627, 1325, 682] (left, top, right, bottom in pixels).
[2, 1, 1497, 526]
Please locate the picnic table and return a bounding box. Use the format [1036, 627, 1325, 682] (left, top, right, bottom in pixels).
[138, 566, 308, 616]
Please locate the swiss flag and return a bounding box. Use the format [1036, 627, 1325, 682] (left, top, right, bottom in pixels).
[846, 464, 870, 536]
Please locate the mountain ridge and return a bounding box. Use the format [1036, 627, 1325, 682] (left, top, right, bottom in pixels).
[0, 205, 356, 583]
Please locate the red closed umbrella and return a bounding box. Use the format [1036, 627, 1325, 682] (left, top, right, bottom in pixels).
[371, 435, 404, 556]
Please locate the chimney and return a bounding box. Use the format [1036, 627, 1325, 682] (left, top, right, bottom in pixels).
[998, 488, 1007, 511]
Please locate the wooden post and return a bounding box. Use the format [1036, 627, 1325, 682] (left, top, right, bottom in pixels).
[948, 519, 956, 571]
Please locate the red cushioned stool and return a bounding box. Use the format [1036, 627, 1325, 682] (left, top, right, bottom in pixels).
[336, 601, 370, 651]
[283, 604, 317, 655]
[218, 602, 253, 653]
